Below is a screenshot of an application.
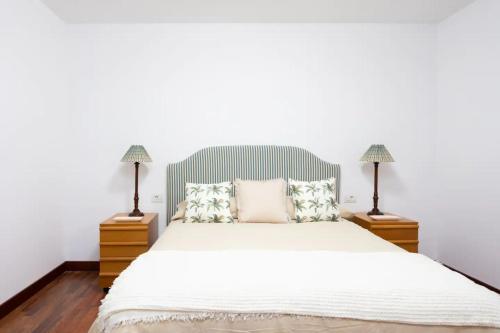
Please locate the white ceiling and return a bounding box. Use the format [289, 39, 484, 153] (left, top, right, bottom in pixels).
[42, 0, 475, 24]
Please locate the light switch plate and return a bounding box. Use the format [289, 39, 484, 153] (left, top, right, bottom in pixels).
[344, 195, 357, 204]
[151, 194, 163, 203]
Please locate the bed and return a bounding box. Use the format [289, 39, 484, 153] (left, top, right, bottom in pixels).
[90, 146, 500, 333]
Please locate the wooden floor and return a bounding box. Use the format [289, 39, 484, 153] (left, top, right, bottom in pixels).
[0, 271, 104, 333]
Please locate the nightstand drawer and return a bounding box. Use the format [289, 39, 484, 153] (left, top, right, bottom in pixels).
[99, 213, 158, 288]
[372, 226, 418, 241]
[352, 213, 419, 254]
[100, 258, 134, 272]
[100, 228, 148, 242]
[393, 240, 419, 253]
[100, 242, 148, 257]
[99, 273, 119, 288]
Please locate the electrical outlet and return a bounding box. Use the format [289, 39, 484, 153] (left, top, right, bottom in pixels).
[151, 194, 163, 203]
[344, 195, 357, 204]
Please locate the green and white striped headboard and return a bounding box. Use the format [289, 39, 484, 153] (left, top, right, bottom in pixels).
[166, 145, 340, 224]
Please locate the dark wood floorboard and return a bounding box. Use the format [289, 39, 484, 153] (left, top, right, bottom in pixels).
[0, 271, 104, 333]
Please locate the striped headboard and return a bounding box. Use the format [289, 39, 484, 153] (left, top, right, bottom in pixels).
[166, 145, 340, 224]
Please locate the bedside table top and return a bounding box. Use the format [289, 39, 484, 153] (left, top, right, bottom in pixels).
[353, 213, 418, 225]
[101, 213, 158, 226]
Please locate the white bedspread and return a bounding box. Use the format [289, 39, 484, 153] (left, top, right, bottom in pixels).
[94, 250, 500, 333]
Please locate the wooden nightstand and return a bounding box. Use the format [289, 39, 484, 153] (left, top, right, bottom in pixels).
[99, 213, 158, 288]
[352, 213, 419, 253]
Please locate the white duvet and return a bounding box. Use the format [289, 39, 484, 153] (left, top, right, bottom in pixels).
[94, 250, 500, 333]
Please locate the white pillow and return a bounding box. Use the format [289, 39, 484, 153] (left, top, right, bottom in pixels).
[184, 182, 233, 223]
[288, 178, 340, 222]
[235, 179, 289, 223]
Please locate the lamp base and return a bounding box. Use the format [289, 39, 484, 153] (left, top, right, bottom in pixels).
[367, 209, 384, 216]
[128, 209, 144, 217]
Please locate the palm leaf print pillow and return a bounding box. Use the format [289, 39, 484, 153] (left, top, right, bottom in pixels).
[288, 178, 340, 222]
[184, 182, 233, 223]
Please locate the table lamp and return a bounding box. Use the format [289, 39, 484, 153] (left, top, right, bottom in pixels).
[121, 145, 152, 217]
[360, 144, 394, 215]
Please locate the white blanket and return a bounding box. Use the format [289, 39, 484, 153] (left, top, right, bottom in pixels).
[95, 251, 500, 333]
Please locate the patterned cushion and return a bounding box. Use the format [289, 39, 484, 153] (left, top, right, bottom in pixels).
[184, 182, 233, 223]
[288, 178, 340, 222]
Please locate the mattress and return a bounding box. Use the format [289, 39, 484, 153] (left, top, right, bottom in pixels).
[151, 219, 404, 252]
[90, 221, 500, 333]
[98, 316, 498, 333]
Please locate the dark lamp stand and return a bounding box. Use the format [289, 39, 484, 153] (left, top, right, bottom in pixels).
[129, 162, 144, 217]
[368, 161, 383, 215]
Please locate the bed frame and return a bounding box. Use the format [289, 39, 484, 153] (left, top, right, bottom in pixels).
[166, 145, 340, 224]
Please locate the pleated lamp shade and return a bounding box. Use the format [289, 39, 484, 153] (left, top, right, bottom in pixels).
[360, 145, 394, 163]
[121, 145, 152, 163]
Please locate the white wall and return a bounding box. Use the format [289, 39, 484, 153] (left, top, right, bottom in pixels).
[65, 24, 438, 261]
[436, 0, 500, 287]
[0, 6, 442, 300]
[6, 0, 498, 301]
[0, 0, 68, 302]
